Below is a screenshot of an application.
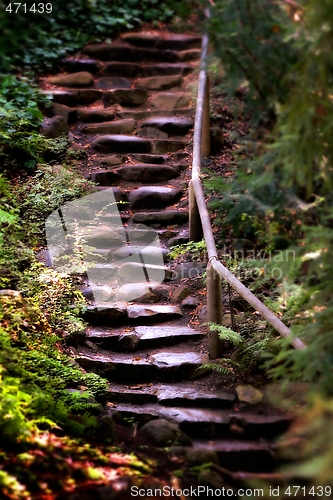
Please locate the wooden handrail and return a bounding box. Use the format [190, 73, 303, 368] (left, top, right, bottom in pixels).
[189, 23, 306, 357]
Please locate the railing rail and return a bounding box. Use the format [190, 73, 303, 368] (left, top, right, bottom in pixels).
[189, 26, 306, 357]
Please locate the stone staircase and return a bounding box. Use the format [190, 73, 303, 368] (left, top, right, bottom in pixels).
[41, 29, 295, 480]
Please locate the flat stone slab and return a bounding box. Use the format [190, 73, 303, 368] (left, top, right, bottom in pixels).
[52, 103, 77, 124]
[101, 62, 193, 79]
[127, 304, 182, 322]
[82, 44, 179, 63]
[150, 92, 192, 110]
[131, 154, 168, 164]
[178, 49, 201, 62]
[97, 155, 125, 166]
[48, 90, 103, 106]
[141, 116, 193, 135]
[151, 139, 188, 154]
[129, 186, 182, 209]
[133, 210, 189, 225]
[118, 108, 194, 121]
[101, 62, 143, 78]
[157, 384, 235, 408]
[116, 164, 178, 183]
[46, 71, 94, 87]
[77, 108, 118, 122]
[136, 326, 202, 342]
[117, 262, 171, 283]
[121, 32, 202, 51]
[159, 406, 229, 428]
[136, 75, 183, 91]
[87, 264, 118, 284]
[79, 226, 123, 248]
[59, 58, 102, 73]
[91, 135, 150, 154]
[137, 127, 168, 139]
[86, 323, 202, 351]
[103, 89, 148, 107]
[81, 118, 136, 135]
[106, 381, 234, 407]
[83, 304, 127, 326]
[80, 285, 116, 302]
[96, 77, 131, 89]
[75, 348, 208, 382]
[111, 245, 168, 263]
[116, 282, 170, 303]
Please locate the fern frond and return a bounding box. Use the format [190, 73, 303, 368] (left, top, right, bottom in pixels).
[206, 322, 242, 347]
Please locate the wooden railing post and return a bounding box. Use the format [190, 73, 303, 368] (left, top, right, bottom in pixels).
[189, 180, 203, 242]
[201, 75, 210, 158]
[207, 262, 223, 358]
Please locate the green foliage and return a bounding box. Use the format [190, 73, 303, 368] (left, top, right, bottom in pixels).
[0, 75, 54, 170]
[206, 323, 242, 346]
[208, 0, 298, 119]
[168, 239, 207, 260]
[0, 294, 108, 444]
[0, 0, 184, 73]
[202, 322, 272, 376]
[201, 358, 238, 376]
[207, 0, 333, 394]
[17, 165, 93, 244]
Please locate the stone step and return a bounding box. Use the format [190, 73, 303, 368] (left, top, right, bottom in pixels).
[88, 164, 179, 185]
[133, 210, 189, 226]
[106, 382, 235, 408]
[103, 89, 148, 107]
[178, 49, 201, 62]
[135, 75, 183, 91]
[141, 116, 193, 135]
[129, 187, 183, 210]
[84, 303, 182, 326]
[78, 244, 169, 266]
[86, 325, 203, 350]
[119, 164, 179, 183]
[91, 135, 150, 154]
[77, 107, 193, 123]
[107, 403, 292, 440]
[190, 440, 276, 473]
[91, 135, 188, 156]
[47, 89, 103, 106]
[111, 245, 169, 263]
[116, 282, 171, 303]
[150, 92, 192, 110]
[46, 71, 94, 87]
[101, 62, 193, 79]
[117, 262, 173, 283]
[59, 58, 102, 73]
[75, 347, 208, 382]
[121, 33, 202, 51]
[81, 118, 137, 134]
[82, 44, 181, 63]
[131, 154, 168, 164]
[119, 108, 194, 121]
[95, 76, 131, 89]
[83, 263, 169, 286]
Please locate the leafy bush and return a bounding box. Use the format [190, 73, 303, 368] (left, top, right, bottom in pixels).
[0, 294, 108, 445]
[0, 0, 187, 73]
